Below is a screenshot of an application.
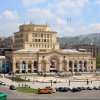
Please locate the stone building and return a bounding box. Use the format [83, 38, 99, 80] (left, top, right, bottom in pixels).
[71, 44, 100, 57]
[4, 23, 96, 73]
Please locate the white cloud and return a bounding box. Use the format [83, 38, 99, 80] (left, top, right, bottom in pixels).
[0, 10, 19, 20]
[95, 0, 100, 4]
[22, 0, 46, 6]
[28, 8, 54, 19]
[48, 0, 89, 16]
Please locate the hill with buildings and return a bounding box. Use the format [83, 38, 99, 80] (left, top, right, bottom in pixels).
[57, 33, 100, 47]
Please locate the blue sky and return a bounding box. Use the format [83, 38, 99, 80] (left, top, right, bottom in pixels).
[0, 0, 100, 37]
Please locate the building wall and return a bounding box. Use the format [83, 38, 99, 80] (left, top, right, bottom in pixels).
[13, 24, 60, 50]
[6, 50, 96, 73]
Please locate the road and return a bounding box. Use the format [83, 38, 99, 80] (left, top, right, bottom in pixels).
[0, 85, 100, 100]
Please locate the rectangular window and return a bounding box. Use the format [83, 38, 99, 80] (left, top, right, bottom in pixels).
[44, 39, 46, 42]
[47, 34, 49, 38]
[32, 33, 34, 37]
[35, 39, 37, 42]
[38, 39, 40, 42]
[41, 34, 43, 37]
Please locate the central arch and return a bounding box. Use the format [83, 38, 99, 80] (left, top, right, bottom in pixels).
[49, 55, 60, 72]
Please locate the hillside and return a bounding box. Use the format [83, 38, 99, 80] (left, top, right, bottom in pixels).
[57, 33, 100, 46]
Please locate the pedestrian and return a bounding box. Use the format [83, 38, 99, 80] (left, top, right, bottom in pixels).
[91, 81, 92, 84]
[87, 79, 89, 85]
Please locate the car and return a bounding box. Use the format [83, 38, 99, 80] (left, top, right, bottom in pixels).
[77, 87, 82, 91]
[93, 86, 99, 90]
[98, 86, 100, 90]
[59, 87, 69, 92]
[0, 82, 5, 85]
[71, 88, 79, 92]
[87, 87, 93, 90]
[10, 85, 16, 90]
[57, 87, 63, 91]
[0, 93, 7, 100]
[38, 87, 54, 94]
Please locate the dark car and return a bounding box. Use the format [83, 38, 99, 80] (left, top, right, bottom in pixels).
[77, 87, 82, 91]
[57, 87, 63, 91]
[10, 85, 16, 90]
[59, 87, 69, 92]
[71, 88, 79, 92]
[93, 86, 99, 90]
[87, 87, 93, 90]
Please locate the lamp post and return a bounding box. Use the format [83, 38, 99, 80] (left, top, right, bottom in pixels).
[50, 80, 52, 87]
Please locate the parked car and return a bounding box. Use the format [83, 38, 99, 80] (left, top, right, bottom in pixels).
[87, 87, 93, 90]
[71, 87, 80, 92]
[38, 87, 54, 94]
[10, 85, 16, 90]
[98, 86, 100, 90]
[59, 87, 69, 92]
[77, 87, 82, 91]
[0, 82, 5, 85]
[93, 86, 99, 90]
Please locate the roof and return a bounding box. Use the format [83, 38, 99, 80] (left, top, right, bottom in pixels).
[62, 49, 78, 52]
[17, 49, 40, 52]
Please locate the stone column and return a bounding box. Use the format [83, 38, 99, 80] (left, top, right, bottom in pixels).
[67, 62, 69, 72]
[87, 61, 90, 72]
[38, 63, 41, 72]
[12, 63, 16, 73]
[72, 61, 74, 72]
[25, 62, 28, 73]
[31, 63, 34, 73]
[77, 61, 79, 72]
[82, 61, 84, 72]
[46, 63, 50, 72]
[19, 63, 22, 73]
[59, 63, 62, 72]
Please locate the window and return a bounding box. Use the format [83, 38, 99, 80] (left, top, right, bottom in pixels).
[41, 34, 43, 37]
[91, 61, 93, 64]
[47, 34, 49, 38]
[50, 35, 52, 38]
[32, 33, 34, 37]
[44, 34, 46, 38]
[41, 39, 43, 42]
[38, 39, 40, 42]
[44, 39, 46, 42]
[35, 39, 37, 42]
[47, 39, 49, 42]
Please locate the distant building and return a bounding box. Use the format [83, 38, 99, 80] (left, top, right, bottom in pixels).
[71, 44, 100, 57]
[0, 37, 4, 47]
[2, 36, 13, 48]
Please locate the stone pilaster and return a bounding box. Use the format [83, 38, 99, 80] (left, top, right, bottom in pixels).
[67, 62, 69, 72]
[19, 63, 22, 73]
[25, 63, 28, 73]
[46, 63, 50, 72]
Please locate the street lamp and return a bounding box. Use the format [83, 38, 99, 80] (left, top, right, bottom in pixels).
[50, 80, 52, 87]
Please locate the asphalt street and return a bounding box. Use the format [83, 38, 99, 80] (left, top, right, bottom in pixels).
[0, 85, 100, 100]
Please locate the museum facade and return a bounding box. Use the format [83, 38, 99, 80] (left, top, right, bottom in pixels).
[3, 23, 96, 73]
